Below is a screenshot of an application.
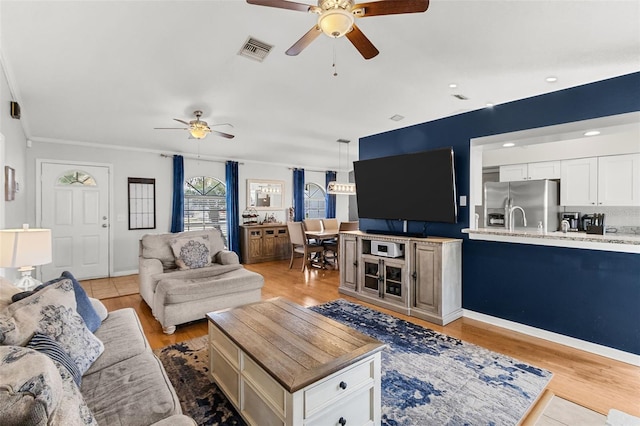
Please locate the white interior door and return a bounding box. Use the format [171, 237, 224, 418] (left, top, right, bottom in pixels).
[40, 162, 110, 280]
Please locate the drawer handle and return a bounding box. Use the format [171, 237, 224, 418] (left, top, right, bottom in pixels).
[339, 381, 347, 390]
[338, 417, 347, 426]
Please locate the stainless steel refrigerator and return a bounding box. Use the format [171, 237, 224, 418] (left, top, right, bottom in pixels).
[484, 180, 560, 232]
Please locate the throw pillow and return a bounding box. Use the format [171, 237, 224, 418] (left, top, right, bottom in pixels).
[0, 279, 105, 375]
[0, 345, 98, 426]
[27, 332, 83, 387]
[88, 297, 108, 322]
[170, 235, 212, 270]
[10, 271, 102, 333]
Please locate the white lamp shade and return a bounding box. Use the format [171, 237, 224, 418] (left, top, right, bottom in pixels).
[0, 228, 52, 268]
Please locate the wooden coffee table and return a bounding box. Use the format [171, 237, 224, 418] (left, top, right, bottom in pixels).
[206, 297, 385, 426]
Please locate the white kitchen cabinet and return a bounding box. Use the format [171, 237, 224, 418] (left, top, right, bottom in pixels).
[561, 154, 640, 206]
[598, 153, 640, 206]
[499, 161, 561, 182]
[560, 157, 598, 206]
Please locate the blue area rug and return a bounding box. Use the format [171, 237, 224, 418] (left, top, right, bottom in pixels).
[309, 299, 553, 426]
[156, 299, 552, 425]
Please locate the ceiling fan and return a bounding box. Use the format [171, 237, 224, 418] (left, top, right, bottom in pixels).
[246, 0, 429, 59]
[154, 110, 235, 139]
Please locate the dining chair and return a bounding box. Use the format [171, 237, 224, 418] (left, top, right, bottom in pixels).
[303, 218, 323, 244]
[286, 221, 325, 272]
[323, 221, 359, 270]
[321, 218, 339, 233]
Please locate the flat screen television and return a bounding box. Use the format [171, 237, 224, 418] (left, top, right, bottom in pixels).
[353, 147, 458, 223]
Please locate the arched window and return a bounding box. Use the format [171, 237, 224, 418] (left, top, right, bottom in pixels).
[57, 170, 97, 186]
[184, 176, 227, 245]
[304, 182, 326, 219]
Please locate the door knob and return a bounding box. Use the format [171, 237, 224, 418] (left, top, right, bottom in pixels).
[102, 224, 108, 228]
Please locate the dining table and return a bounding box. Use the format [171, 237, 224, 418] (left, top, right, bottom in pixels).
[304, 230, 339, 268]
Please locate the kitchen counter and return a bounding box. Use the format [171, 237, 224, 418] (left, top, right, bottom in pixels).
[462, 227, 640, 254]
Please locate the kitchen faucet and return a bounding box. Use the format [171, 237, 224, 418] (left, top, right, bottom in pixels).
[509, 206, 527, 231]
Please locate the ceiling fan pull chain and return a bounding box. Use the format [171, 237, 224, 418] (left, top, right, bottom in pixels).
[332, 43, 338, 77]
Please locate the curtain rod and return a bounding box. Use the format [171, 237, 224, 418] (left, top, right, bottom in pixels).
[160, 153, 244, 165]
[288, 167, 333, 173]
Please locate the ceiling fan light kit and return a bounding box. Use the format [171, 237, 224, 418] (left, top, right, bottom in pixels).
[154, 110, 235, 140]
[318, 8, 355, 37]
[247, 0, 429, 59]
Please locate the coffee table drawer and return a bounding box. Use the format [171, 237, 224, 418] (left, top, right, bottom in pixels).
[243, 354, 286, 415]
[305, 386, 375, 426]
[304, 358, 374, 417]
[209, 325, 239, 368]
[210, 346, 240, 407]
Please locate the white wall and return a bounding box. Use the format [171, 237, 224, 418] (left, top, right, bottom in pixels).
[24, 141, 350, 276]
[0, 53, 29, 280]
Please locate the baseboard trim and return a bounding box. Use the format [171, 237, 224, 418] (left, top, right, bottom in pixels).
[111, 270, 138, 277]
[463, 310, 640, 367]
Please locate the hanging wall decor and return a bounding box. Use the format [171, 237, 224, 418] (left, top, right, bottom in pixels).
[128, 177, 156, 230]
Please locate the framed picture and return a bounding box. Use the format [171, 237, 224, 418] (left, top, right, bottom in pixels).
[128, 177, 156, 230]
[4, 166, 16, 201]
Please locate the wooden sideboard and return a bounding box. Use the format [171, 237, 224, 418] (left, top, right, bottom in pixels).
[240, 224, 291, 264]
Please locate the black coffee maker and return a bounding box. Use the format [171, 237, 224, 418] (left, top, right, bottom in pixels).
[559, 212, 580, 231]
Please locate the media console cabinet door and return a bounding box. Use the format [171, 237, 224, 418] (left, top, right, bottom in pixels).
[412, 243, 441, 315]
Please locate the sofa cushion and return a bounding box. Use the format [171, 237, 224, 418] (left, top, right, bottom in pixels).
[157, 268, 264, 305]
[152, 263, 243, 284]
[0, 345, 97, 426]
[84, 308, 149, 375]
[0, 280, 104, 375]
[170, 235, 211, 270]
[81, 351, 182, 426]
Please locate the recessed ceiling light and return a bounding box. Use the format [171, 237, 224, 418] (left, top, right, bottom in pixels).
[545, 76, 558, 83]
[584, 130, 601, 136]
[503, 142, 515, 147]
[389, 114, 404, 122]
[449, 83, 457, 89]
[486, 103, 494, 108]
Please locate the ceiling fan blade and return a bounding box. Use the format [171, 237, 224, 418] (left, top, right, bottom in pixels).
[154, 127, 188, 130]
[345, 24, 379, 59]
[173, 118, 191, 125]
[246, 0, 312, 12]
[286, 25, 322, 56]
[354, 0, 429, 17]
[211, 130, 235, 139]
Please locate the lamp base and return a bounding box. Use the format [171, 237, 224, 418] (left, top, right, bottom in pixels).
[15, 268, 42, 291]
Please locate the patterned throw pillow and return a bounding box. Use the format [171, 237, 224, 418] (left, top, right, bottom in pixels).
[170, 235, 212, 270]
[11, 271, 102, 333]
[27, 332, 83, 386]
[0, 279, 104, 375]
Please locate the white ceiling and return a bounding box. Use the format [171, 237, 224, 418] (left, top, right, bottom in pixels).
[1, 0, 639, 171]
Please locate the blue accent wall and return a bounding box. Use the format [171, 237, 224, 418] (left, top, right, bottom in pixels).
[359, 72, 640, 355]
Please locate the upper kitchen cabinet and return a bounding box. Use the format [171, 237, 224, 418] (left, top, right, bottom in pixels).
[499, 161, 561, 182]
[561, 154, 640, 206]
[598, 153, 640, 206]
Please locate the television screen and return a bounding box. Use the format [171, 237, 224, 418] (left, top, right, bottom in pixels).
[353, 147, 458, 223]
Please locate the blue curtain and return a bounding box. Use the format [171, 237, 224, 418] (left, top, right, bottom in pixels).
[325, 170, 337, 218]
[225, 161, 240, 257]
[170, 155, 184, 233]
[293, 168, 305, 222]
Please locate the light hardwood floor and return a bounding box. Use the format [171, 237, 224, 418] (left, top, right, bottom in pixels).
[88, 260, 640, 419]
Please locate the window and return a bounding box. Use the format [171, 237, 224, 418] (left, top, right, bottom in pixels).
[304, 182, 326, 219]
[184, 176, 227, 246]
[57, 170, 96, 186]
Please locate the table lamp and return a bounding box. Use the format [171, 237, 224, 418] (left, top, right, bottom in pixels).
[0, 224, 52, 290]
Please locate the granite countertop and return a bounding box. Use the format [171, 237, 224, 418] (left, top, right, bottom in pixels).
[462, 227, 640, 253]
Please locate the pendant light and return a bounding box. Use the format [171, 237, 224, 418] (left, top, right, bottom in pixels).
[327, 139, 356, 195]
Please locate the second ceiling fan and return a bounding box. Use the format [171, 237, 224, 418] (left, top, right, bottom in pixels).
[246, 0, 430, 59]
